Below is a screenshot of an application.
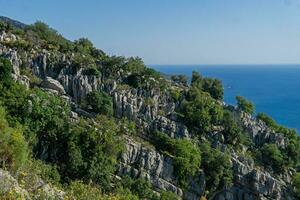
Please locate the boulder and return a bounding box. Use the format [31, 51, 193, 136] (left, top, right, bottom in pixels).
[41, 77, 66, 94]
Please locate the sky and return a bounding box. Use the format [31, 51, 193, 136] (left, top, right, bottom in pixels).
[1, 0, 300, 64]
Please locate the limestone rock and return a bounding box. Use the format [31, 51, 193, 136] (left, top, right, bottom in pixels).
[41, 77, 66, 94]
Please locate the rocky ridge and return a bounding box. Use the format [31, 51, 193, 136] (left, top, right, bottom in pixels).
[0, 30, 296, 200]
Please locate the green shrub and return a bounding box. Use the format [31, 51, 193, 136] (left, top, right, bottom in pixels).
[66, 180, 104, 200]
[171, 75, 188, 86]
[236, 96, 254, 115]
[222, 110, 252, 148]
[65, 116, 124, 191]
[119, 176, 158, 200]
[85, 91, 113, 116]
[258, 144, 284, 173]
[0, 57, 13, 86]
[0, 106, 28, 171]
[200, 142, 233, 193]
[153, 132, 201, 188]
[293, 173, 300, 199]
[191, 71, 224, 100]
[180, 87, 223, 134]
[82, 67, 100, 77]
[160, 191, 179, 200]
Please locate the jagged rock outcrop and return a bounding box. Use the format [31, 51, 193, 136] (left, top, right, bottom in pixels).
[151, 115, 190, 139]
[118, 137, 205, 200]
[0, 30, 296, 200]
[240, 112, 287, 148]
[41, 76, 66, 94]
[213, 153, 294, 200]
[0, 169, 64, 200]
[0, 169, 31, 199]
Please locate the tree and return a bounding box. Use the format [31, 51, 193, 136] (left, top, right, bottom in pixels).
[65, 116, 124, 191]
[85, 91, 113, 116]
[222, 110, 251, 147]
[293, 173, 300, 199]
[191, 71, 223, 100]
[191, 71, 203, 89]
[202, 78, 223, 100]
[236, 96, 254, 114]
[200, 142, 233, 193]
[153, 132, 201, 188]
[0, 57, 13, 86]
[259, 144, 284, 172]
[181, 87, 223, 134]
[0, 106, 28, 171]
[171, 75, 188, 86]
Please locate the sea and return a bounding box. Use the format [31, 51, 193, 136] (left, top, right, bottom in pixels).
[150, 65, 300, 132]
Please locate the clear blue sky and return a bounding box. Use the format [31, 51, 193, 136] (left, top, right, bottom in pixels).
[1, 0, 300, 64]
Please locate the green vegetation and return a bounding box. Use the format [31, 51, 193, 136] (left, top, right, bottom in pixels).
[191, 71, 223, 100]
[293, 173, 300, 199]
[199, 142, 233, 194]
[222, 110, 251, 148]
[84, 91, 113, 116]
[236, 96, 255, 114]
[180, 87, 223, 134]
[0, 106, 28, 171]
[25, 21, 74, 52]
[65, 116, 123, 190]
[171, 74, 188, 86]
[1, 18, 300, 199]
[257, 144, 284, 172]
[257, 113, 300, 169]
[153, 132, 201, 187]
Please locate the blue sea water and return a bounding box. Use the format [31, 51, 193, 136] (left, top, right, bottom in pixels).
[150, 65, 300, 132]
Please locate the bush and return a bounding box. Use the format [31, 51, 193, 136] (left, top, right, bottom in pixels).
[293, 173, 300, 199]
[25, 21, 74, 52]
[65, 116, 124, 191]
[0, 57, 13, 86]
[200, 142, 233, 193]
[82, 67, 100, 77]
[85, 91, 113, 116]
[259, 144, 284, 172]
[191, 71, 224, 100]
[171, 75, 188, 86]
[222, 110, 251, 148]
[180, 87, 223, 134]
[236, 96, 254, 114]
[0, 106, 28, 171]
[66, 181, 104, 200]
[119, 176, 158, 200]
[153, 132, 201, 187]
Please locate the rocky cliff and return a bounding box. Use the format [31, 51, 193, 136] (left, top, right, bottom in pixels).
[0, 25, 298, 200]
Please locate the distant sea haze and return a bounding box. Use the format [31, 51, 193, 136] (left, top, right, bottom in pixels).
[150, 64, 300, 132]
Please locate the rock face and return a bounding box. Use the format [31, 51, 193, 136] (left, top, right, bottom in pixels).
[41, 76, 66, 94]
[151, 115, 190, 139]
[213, 153, 294, 200]
[0, 169, 64, 200]
[0, 169, 30, 199]
[240, 112, 287, 148]
[0, 30, 296, 200]
[118, 137, 205, 200]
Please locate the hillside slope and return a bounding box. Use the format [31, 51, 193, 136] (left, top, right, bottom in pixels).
[0, 17, 299, 200]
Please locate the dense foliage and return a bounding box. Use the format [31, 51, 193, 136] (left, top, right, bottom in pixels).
[180, 87, 223, 134]
[293, 173, 300, 199]
[153, 132, 201, 187]
[1, 18, 300, 200]
[236, 96, 255, 114]
[191, 71, 223, 100]
[199, 142, 233, 194]
[84, 91, 113, 116]
[222, 110, 251, 148]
